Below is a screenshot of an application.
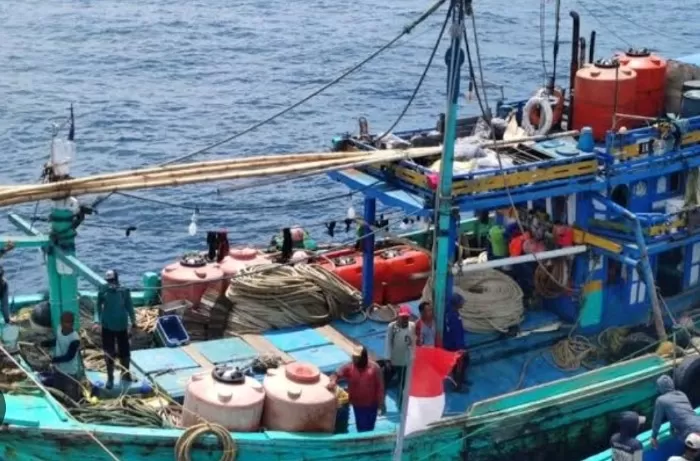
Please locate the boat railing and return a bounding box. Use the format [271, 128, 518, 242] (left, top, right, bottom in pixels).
[602, 115, 700, 167]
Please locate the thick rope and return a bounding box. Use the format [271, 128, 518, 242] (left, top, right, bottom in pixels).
[174, 423, 237, 461]
[224, 263, 362, 334]
[454, 270, 524, 334]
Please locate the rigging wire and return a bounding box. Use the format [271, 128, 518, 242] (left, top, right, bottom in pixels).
[161, 0, 449, 167]
[113, 179, 382, 213]
[539, 0, 549, 86]
[575, 0, 631, 47]
[374, 4, 452, 142]
[581, 0, 678, 42]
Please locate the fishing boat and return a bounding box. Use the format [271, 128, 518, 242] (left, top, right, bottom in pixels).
[3, 0, 700, 459]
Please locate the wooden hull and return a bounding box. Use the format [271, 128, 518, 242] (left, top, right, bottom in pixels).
[0, 354, 675, 461]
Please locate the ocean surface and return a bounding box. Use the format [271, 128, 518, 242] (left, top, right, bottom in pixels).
[0, 0, 697, 293]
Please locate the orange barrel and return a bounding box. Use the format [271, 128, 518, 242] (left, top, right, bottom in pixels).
[573, 59, 638, 141]
[378, 246, 432, 304]
[616, 48, 667, 121]
[317, 248, 389, 304]
[161, 253, 225, 308]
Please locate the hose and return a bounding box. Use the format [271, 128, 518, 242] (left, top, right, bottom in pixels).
[453, 269, 524, 334]
[224, 263, 363, 334]
[534, 258, 571, 299]
[174, 423, 237, 461]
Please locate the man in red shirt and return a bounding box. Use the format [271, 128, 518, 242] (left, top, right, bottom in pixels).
[328, 346, 385, 432]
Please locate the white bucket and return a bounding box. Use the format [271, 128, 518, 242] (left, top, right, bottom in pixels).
[1, 324, 20, 350]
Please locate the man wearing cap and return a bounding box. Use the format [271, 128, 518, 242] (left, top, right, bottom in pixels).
[0, 240, 15, 324]
[384, 305, 416, 409]
[651, 375, 700, 449]
[94, 269, 137, 389]
[610, 411, 645, 461]
[328, 346, 385, 432]
[669, 433, 700, 461]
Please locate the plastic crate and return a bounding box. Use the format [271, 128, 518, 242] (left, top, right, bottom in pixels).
[155, 315, 190, 348]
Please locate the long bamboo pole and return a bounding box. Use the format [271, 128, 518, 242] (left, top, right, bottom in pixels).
[0, 130, 578, 207]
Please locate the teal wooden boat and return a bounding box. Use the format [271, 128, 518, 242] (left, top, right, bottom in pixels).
[3, 1, 700, 460]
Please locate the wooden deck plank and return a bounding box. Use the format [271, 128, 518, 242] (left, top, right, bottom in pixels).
[241, 334, 295, 363]
[181, 344, 215, 370]
[315, 324, 377, 361]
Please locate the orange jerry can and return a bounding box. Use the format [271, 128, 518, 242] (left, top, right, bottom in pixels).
[377, 246, 432, 304]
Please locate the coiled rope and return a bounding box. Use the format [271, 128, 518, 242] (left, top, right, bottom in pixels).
[454, 269, 524, 334]
[534, 258, 571, 299]
[174, 423, 237, 461]
[224, 263, 362, 334]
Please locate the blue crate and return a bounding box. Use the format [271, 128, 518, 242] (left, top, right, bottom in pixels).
[156, 315, 190, 348]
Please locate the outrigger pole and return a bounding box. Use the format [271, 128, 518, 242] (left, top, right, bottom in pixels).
[432, 0, 466, 347]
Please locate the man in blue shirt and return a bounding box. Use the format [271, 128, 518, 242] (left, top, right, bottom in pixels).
[610, 411, 645, 461]
[443, 293, 469, 391]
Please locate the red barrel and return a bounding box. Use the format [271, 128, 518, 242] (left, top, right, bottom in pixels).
[616, 48, 667, 121]
[573, 59, 638, 141]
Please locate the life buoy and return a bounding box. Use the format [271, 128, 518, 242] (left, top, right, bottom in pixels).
[674, 356, 700, 407]
[529, 87, 565, 128]
[522, 94, 554, 136]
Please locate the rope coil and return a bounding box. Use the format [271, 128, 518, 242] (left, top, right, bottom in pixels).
[454, 269, 524, 334]
[174, 423, 237, 461]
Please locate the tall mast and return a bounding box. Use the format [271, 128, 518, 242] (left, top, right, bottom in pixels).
[433, 0, 466, 346]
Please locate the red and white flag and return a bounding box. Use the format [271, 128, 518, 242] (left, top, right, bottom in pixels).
[403, 346, 461, 436]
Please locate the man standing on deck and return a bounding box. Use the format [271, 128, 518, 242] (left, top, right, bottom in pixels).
[444, 293, 469, 392]
[384, 305, 416, 409]
[93, 269, 137, 389]
[0, 241, 15, 324]
[41, 311, 83, 403]
[328, 346, 385, 432]
[651, 375, 700, 448]
[415, 301, 436, 347]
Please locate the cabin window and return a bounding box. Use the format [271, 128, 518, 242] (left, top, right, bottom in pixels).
[669, 172, 682, 192]
[657, 247, 684, 297]
[629, 267, 647, 305]
[611, 185, 629, 209]
[689, 242, 700, 287]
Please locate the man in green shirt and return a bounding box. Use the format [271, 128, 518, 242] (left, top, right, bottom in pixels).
[93, 270, 137, 389]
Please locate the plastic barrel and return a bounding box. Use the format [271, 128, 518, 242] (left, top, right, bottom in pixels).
[682, 80, 700, 93]
[681, 90, 700, 118]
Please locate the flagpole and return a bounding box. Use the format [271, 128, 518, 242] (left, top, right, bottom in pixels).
[393, 340, 416, 461]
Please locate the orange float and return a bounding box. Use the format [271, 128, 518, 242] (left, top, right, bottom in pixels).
[161, 253, 226, 308]
[317, 245, 430, 304]
[573, 59, 638, 141]
[615, 48, 667, 122]
[378, 246, 431, 304]
[317, 249, 389, 304]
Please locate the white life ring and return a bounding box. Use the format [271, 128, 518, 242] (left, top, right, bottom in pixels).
[521, 95, 554, 136]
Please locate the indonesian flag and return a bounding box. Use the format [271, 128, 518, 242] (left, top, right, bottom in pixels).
[403, 346, 462, 436]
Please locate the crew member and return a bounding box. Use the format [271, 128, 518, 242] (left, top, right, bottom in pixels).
[668, 433, 700, 461]
[328, 346, 385, 432]
[444, 293, 469, 391]
[651, 375, 700, 448]
[94, 270, 137, 389]
[0, 241, 15, 324]
[610, 411, 645, 461]
[415, 301, 436, 347]
[41, 311, 82, 403]
[384, 305, 416, 409]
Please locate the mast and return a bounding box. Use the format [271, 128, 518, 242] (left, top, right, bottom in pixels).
[433, 0, 466, 346]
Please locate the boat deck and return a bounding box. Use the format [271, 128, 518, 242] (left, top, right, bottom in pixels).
[123, 303, 584, 434]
